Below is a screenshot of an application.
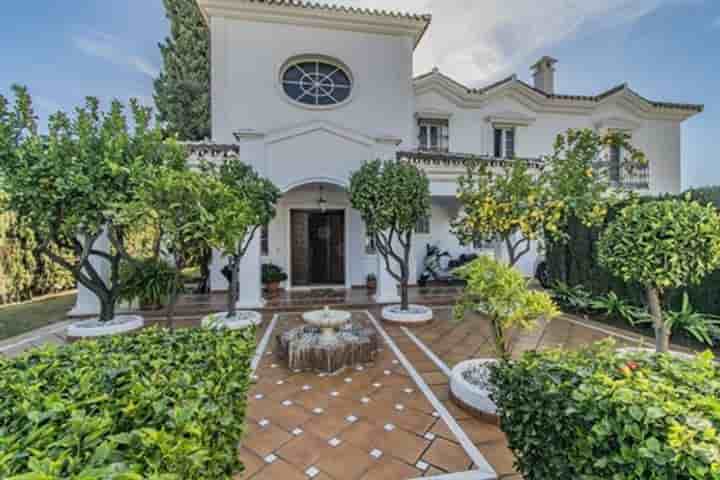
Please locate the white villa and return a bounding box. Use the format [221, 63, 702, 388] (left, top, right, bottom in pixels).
[70, 0, 703, 316]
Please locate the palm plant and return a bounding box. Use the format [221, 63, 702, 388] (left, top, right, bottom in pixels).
[551, 282, 593, 312]
[589, 291, 643, 325]
[635, 292, 720, 346]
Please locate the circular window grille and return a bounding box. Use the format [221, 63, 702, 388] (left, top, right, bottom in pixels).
[282, 59, 352, 107]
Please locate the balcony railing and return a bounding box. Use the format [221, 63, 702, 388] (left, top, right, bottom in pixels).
[593, 160, 650, 190]
[397, 150, 545, 170]
[399, 150, 650, 190]
[185, 142, 240, 165]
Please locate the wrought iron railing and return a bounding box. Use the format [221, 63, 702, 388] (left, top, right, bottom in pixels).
[399, 150, 650, 190]
[594, 160, 650, 190]
[397, 150, 545, 170]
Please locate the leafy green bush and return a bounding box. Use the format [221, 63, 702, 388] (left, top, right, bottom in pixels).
[454, 256, 559, 360]
[491, 341, 720, 479]
[0, 327, 255, 479]
[120, 257, 183, 309]
[551, 281, 593, 312]
[0, 192, 74, 305]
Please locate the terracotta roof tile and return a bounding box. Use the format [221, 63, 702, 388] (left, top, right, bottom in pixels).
[243, 0, 431, 22]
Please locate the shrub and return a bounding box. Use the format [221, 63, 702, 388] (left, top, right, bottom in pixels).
[491, 341, 720, 479]
[454, 256, 559, 360]
[0, 327, 255, 479]
[119, 257, 183, 309]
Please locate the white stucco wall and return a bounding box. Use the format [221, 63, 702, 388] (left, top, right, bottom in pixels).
[415, 90, 684, 195]
[211, 16, 416, 148]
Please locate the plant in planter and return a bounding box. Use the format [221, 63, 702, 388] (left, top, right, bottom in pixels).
[450, 255, 559, 416]
[598, 198, 720, 352]
[0, 87, 184, 336]
[349, 160, 431, 322]
[366, 273, 377, 291]
[202, 159, 280, 326]
[262, 263, 287, 295]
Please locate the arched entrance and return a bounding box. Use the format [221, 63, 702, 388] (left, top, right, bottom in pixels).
[280, 178, 353, 290]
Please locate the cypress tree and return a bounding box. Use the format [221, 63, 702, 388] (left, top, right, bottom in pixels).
[154, 0, 211, 141]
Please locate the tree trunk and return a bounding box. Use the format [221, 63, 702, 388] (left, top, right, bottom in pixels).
[400, 281, 409, 311]
[646, 287, 669, 353]
[492, 317, 511, 361]
[227, 257, 239, 318]
[99, 295, 116, 323]
[504, 236, 517, 267]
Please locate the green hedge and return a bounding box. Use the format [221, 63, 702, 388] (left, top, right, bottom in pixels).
[0, 202, 74, 305]
[546, 188, 720, 314]
[491, 341, 720, 479]
[0, 327, 255, 479]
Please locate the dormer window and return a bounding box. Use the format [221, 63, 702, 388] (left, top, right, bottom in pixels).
[494, 127, 515, 158]
[418, 119, 449, 152]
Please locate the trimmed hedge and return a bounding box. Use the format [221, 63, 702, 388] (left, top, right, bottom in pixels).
[0, 327, 255, 479]
[546, 189, 720, 314]
[491, 341, 720, 479]
[0, 198, 74, 305]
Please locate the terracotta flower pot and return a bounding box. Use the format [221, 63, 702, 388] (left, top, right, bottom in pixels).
[265, 281, 282, 295]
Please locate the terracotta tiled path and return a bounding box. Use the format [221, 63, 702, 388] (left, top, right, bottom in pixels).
[241, 311, 482, 479]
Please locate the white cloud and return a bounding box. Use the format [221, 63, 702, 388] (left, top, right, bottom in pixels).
[73, 31, 159, 78]
[334, 0, 699, 85]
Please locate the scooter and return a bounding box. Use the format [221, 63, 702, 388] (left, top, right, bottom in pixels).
[419, 245, 480, 287]
[418, 244, 451, 286]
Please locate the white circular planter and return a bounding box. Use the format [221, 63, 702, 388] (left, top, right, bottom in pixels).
[202, 311, 262, 331]
[67, 315, 144, 338]
[450, 359, 499, 416]
[616, 346, 695, 361]
[381, 305, 433, 324]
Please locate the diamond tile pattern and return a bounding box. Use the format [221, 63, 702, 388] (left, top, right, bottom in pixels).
[237, 309, 515, 479]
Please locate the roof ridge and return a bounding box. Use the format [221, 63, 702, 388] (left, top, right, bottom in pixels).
[243, 0, 432, 21]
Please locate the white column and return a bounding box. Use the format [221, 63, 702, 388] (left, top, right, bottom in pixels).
[210, 248, 229, 292]
[237, 233, 265, 309]
[374, 252, 400, 304]
[373, 136, 406, 303]
[68, 230, 110, 317]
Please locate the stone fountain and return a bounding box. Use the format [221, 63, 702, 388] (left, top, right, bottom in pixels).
[276, 306, 379, 374]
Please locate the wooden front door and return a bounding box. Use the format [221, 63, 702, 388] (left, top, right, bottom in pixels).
[291, 210, 345, 286]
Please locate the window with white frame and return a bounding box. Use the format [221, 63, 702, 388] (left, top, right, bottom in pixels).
[365, 235, 376, 255]
[493, 127, 516, 158]
[608, 143, 622, 183]
[418, 119, 449, 152]
[415, 215, 431, 235]
[260, 224, 269, 256]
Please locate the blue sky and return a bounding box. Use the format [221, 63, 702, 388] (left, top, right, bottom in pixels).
[1, 0, 718, 189]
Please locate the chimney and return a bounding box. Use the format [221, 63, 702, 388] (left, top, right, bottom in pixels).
[531, 56, 558, 94]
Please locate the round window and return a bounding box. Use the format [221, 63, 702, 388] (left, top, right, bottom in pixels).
[281, 59, 352, 107]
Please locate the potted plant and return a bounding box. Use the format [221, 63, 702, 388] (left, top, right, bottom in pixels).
[366, 273, 377, 291]
[262, 263, 287, 295]
[450, 256, 559, 418]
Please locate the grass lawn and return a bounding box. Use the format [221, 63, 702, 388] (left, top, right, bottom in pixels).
[0, 293, 76, 341]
